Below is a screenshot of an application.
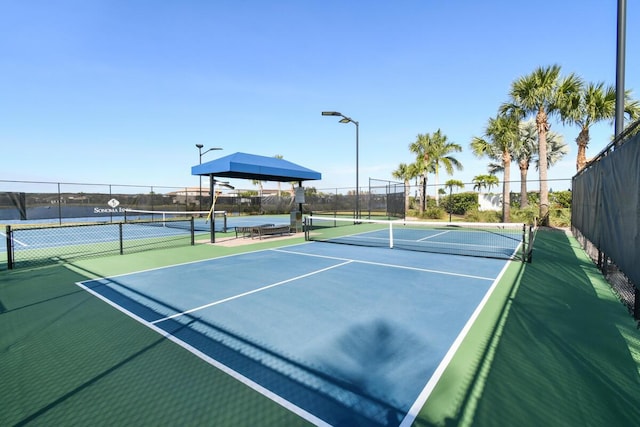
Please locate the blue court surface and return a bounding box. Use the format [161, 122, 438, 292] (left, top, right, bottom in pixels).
[76, 242, 511, 426]
[1, 224, 190, 253]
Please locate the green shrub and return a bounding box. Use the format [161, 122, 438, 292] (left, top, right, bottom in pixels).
[550, 190, 572, 208]
[441, 192, 478, 215]
[424, 207, 445, 219]
[549, 208, 571, 227]
[510, 206, 538, 225]
[464, 209, 502, 223]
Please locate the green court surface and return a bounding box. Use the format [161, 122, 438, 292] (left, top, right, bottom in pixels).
[1, 230, 639, 426]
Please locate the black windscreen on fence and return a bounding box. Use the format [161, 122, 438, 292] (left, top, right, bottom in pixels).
[368, 178, 405, 219]
[572, 123, 640, 317]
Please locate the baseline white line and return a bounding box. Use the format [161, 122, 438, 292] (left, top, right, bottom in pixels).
[272, 248, 495, 281]
[151, 260, 354, 325]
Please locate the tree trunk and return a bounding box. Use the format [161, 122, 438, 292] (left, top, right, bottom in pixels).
[576, 127, 590, 171]
[421, 173, 428, 214]
[502, 150, 511, 222]
[519, 159, 529, 208]
[434, 165, 440, 206]
[422, 153, 430, 213]
[536, 109, 550, 225]
[417, 175, 425, 215]
[404, 179, 410, 215]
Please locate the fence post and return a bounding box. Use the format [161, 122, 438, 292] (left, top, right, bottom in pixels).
[57, 182, 63, 225]
[6, 225, 14, 270]
[521, 224, 526, 263]
[119, 223, 124, 255]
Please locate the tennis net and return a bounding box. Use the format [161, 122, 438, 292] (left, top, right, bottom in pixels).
[123, 209, 227, 232]
[304, 215, 535, 262]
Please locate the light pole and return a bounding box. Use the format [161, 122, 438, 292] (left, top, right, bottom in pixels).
[195, 144, 222, 210]
[322, 111, 359, 219]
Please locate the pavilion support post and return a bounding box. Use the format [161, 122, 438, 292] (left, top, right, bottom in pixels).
[298, 180, 303, 214]
[210, 175, 215, 243]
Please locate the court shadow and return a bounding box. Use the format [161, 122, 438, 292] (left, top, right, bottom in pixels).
[156, 315, 412, 426]
[310, 318, 433, 426]
[0, 264, 91, 315]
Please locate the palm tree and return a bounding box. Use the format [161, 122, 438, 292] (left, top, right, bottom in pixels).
[562, 82, 640, 170]
[444, 179, 465, 221]
[485, 175, 500, 192]
[491, 120, 566, 208]
[428, 129, 463, 206]
[472, 175, 487, 192]
[540, 132, 569, 170]
[252, 179, 264, 197]
[471, 114, 520, 222]
[472, 174, 499, 192]
[501, 64, 582, 225]
[392, 162, 417, 215]
[444, 179, 465, 193]
[409, 133, 436, 214]
[514, 121, 538, 208]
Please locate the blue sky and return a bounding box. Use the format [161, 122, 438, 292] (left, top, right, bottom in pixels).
[2, 1, 638, 193]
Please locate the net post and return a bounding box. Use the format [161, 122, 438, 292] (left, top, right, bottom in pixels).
[190, 217, 195, 245]
[389, 221, 394, 249]
[6, 225, 14, 270]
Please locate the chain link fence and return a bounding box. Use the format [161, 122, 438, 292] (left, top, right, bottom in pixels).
[2, 176, 575, 269]
[4, 218, 197, 269]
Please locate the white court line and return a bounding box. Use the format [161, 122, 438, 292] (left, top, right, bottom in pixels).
[272, 248, 496, 281]
[0, 231, 29, 247]
[324, 232, 517, 255]
[395, 236, 515, 252]
[417, 229, 450, 241]
[150, 259, 354, 325]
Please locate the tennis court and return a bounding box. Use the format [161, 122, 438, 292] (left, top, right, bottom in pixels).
[0, 212, 292, 268]
[304, 216, 531, 261]
[2, 226, 640, 426]
[76, 243, 509, 426]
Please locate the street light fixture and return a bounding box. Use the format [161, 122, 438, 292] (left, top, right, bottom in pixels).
[322, 111, 360, 219]
[196, 144, 223, 163]
[195, 144, 223, 210]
